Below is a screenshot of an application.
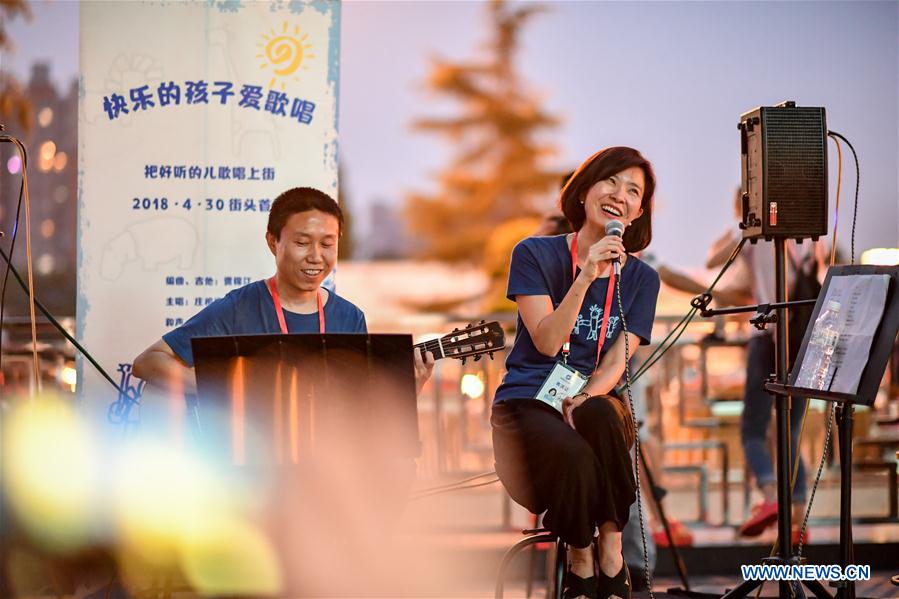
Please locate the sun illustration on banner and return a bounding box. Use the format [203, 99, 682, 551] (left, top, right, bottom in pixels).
[257, 22, 315, 90]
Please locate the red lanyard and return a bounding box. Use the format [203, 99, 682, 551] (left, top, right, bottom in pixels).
[267, 277, 325, 334]
[566, 233, 616, 370]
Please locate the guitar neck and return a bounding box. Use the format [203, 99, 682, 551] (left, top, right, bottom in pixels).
[411, 321, 505, 363]
[414, 338, 449, 361]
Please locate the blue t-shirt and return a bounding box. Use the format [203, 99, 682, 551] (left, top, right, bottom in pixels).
[493, 235, 660, 403]
[163, 279, 367, 367]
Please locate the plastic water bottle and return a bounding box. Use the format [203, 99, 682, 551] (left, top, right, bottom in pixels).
[800, 300, 842, 390]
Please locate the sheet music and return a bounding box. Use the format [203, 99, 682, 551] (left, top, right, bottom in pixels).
[794, 274, 890, 394]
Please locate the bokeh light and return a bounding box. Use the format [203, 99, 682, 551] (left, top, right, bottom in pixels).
[40, 218, 56, 239]
[2, 396, 100, 551]
[39, 140, 56, 161]
[54, 185, 69, 204]
[861, 248, 899, 266]
[112, 440, 217, 564]
[53, 151, 68, 172]
[460, 373, 485, 398]
[36, 254, 55, 275]
[38, 106, 54, 127]
[180, 516, 282, 595]
[60, 364, 77, 392]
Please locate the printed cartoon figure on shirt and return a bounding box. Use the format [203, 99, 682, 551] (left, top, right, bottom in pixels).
[572, 303, 620, 342]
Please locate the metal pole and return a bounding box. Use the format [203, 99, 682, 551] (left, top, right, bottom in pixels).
[773, 238, 793, 599]
[836, 404, 855, 599]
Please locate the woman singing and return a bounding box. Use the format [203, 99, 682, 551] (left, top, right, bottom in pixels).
[492, 147, 660, 599]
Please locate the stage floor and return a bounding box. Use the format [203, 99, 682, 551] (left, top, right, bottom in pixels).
[392, 474, 899, 598]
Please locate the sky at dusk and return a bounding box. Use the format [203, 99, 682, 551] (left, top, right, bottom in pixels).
[3, 0, 897, 268]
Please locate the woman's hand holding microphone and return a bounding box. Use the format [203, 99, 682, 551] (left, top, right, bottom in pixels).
[577, 233, 625, 284]
[565, 222, 625, 428]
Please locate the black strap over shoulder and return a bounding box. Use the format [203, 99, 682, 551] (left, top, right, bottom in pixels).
[786, 246, 822, 363]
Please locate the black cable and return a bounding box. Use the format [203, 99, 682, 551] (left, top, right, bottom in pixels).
[630, 308, 697, 384]
[610, 236, 751, 592]
[0, 167, 26, 375]
[624, 237, 748, 389]
[410, 471, 497, 494]
[629, 282, 705, 377]
[0, 245, 125, 396]
[408, 477, 500, 501]
[615, 270, 655, 599]
[789, 131, 856, 558]
[631, 306, 697, 382]
[402, 472, 503, 503]
[827, 131, 859, 264]
[796, 402, 834, 558]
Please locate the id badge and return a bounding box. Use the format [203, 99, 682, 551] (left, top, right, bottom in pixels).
[534, 361, 589, 413]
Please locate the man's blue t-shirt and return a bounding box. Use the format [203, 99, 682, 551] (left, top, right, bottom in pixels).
[163, 279, 367, 367]
[494, 235, 660, 403]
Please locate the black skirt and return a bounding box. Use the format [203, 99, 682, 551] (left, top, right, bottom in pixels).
[491, 395, 636, 548]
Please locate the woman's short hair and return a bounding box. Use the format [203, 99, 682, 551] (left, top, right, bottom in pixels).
[267, 187, 344, 240]
[559, 147, 656, 253]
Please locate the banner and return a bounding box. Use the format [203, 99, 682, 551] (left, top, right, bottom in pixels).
[78, 0, 341, 428]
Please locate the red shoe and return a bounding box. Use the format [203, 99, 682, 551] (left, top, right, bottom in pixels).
[739, 500, 779, 537]
[653, 519, 694, 547]
[792, 525, 810, 546]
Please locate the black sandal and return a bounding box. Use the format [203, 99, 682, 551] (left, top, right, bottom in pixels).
[563, 571, 598, 599]
[596, 562, 631, 599]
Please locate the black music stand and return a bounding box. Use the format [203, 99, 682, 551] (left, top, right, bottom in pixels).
[191, 333, 420, 596]
[766, 265, 898, 599]
[192, 333, 420, 462]
[725, 264, 899, 599]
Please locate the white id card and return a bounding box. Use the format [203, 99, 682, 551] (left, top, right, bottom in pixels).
[534, 362, 589, 413]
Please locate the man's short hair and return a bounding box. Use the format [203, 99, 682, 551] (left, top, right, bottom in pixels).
[267, 187, 344, 240]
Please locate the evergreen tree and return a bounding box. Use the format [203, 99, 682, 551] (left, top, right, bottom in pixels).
[0, 1, 34, 132]
[336, 164, 355, 260]
[405, 0, 559, 263]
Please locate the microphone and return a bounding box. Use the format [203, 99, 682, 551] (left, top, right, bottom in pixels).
[605, 219, 624, 275]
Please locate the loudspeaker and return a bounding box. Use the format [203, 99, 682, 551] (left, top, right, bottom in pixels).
[739, 101, 828, 241]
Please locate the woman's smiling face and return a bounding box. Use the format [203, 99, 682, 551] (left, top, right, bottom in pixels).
[582, 166, 645, 229]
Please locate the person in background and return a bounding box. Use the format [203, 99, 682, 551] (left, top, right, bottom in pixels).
[707, 188, 823, 544]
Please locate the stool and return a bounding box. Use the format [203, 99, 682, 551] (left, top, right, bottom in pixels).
[662, 464, 709, 523]
[495, 527, 567, 599]
[662, 439, 730, 524]
[855, 436, 899, 523]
